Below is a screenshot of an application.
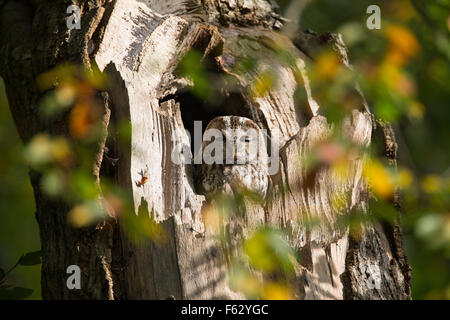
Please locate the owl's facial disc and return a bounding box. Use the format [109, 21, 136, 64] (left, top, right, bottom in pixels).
[199, 116, 270, 199]
[202, 116, 268, 166]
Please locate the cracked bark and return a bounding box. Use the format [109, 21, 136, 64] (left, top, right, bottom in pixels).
[0, 0, 411, 299]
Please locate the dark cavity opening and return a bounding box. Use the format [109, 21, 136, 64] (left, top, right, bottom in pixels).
[179, 90, 252, 156]
[158, 48, 269, 159]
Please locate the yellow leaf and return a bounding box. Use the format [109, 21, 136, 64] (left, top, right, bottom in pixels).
[397, 169, 413, 188]
[408, 101, 425, 119]
[422, 175, 442, 194]
[35, 64, 76, 91]
[229, 272, 262, 298]
[314, 51, 341, 81]
[244, 232, 276, 272]
[69, 103, 92, 139]
[250, 71, 275, 98]
[262, 283, 294, 300]
[379, 62, 401, 90]
[384, 25, 420, 66]
[25, 134, 53, 166]
[55, 82, 76, 106]
[363, 159, 395, 199]
[68, 204, 94, 228]
[51, 137, 72, 164]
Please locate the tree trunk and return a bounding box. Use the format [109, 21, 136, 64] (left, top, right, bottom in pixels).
[0, 0, 411, 299]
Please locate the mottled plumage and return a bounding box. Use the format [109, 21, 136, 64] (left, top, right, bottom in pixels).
[197, 116, 269, 199]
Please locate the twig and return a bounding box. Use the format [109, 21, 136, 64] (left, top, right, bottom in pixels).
[0, 254, 24, 284]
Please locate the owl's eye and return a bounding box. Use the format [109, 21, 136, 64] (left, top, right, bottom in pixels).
[241, 136, 252, 143]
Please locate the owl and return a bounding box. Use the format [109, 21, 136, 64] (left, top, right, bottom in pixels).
[197, 116, 269, 199]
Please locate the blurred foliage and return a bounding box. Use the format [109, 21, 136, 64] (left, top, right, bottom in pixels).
[0, 250, 42, 299]
[280, 0, 450, 299]
[177, 50, 213, 100]
[202, 194, 297, 300]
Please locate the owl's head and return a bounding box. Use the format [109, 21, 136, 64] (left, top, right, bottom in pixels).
[201, 116, 268, 166]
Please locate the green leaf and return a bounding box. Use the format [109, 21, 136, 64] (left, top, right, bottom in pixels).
[0, 268, 5, 282]
[0, 285, 34, 300]
[244, 227, 297, 275]
[176, 50, 212, 100]
[19, 250, 42, 266]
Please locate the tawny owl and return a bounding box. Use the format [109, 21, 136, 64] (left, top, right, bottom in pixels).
[197, 116, 269, 199]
